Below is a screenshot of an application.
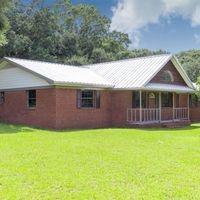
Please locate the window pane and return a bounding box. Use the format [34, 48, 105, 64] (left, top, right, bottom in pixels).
[81, 98, 93, 108]
[81, 90, 94, 108]
[82, 90, 93, 99]
[28, 90, 36, 108]
[29, 90, 36, 98]
[29, 99, 36, 107]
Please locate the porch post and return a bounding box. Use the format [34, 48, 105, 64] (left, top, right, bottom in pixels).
[173, 92, 175, 121]
[159, 92, 162, 123]
[140, 90, 142, 123]
[188, 94, 190, 121]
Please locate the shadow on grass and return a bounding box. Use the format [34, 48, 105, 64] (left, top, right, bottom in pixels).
[52, 124, 200, 133]
[0, 122, 200, 134]
[0, 123, 35, 134]
[137, 124, 200, 132]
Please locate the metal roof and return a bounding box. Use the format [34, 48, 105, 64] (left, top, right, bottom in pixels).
[4, 57, 113, 88]
[89, 54, 173, 89]
[2, 55, 196, 92]
[145, 83, 195, 93]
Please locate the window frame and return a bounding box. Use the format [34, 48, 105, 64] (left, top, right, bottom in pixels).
[81, 90, 94, 108]
[77, 90, 100, 109]
[27, 90, 36, 109]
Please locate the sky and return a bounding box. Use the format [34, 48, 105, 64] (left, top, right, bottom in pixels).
[50, 0, 200, 53]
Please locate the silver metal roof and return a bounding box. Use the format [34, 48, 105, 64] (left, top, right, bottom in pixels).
[4, 57, 113, 88]
[2, 55, 195, 92]
[89, 54, 173, 89]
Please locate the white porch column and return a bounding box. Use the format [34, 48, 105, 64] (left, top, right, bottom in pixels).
[159, 92, 162, 122]
[173, 92, 175, 121]
[188, 94, 190, 121]
[140, 90, 142, 123]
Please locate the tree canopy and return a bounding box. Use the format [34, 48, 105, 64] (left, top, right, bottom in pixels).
[177, 49, 200, 82]
[0, 0, 10, 46]
[0, 0, 199, 83]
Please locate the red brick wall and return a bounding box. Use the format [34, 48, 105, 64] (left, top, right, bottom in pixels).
[0, 89, 56, 129]
[111, 91, 133, 126]
[0, 88, 199, 129]
[55, 89, 112, 129]
[190, 108, 200, 122]
[150, 61, 186, 86]
[0, 88, 113, 129]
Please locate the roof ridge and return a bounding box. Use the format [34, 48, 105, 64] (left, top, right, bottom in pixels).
[4, 57, 88, 69]
[85, 54, 172, 67]
[5, 54, 172, 68]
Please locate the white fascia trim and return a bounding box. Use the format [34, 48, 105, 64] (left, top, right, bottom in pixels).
[171, 56, 195, 89]
[53, 82, 114, 89]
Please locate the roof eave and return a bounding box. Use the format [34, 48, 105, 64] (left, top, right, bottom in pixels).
[53, 81, 114, 89]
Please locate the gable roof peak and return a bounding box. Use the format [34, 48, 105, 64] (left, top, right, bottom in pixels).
[84, 54, 172, 67]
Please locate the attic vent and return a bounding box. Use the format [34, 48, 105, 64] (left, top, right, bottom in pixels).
[162, 70, 174, 83]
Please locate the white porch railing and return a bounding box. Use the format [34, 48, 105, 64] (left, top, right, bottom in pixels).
[127, 107, 189, 124]
[127, 108, 140, 123]
[174, 107, 189, 120]
[142, 108, 160, 122]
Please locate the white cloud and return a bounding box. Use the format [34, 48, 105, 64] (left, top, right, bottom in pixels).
[111, 0, 200, 47]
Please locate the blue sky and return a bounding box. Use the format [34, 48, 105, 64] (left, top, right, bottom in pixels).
[48, 0, 200, 53]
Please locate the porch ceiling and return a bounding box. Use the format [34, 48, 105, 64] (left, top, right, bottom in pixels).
[144, 83, 195, 93]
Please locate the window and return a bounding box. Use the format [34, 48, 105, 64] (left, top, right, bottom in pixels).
[162, 92, 173, 107]
[132, 91, 147, 108]
[77, 90, 100, 108]
[0, 92, 5, 104]
[132, 91, 140, 108]
[162, 70, 174, 83]
[27, 90, 36, 108]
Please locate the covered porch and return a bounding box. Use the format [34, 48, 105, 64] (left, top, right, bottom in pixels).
[127, 90, 190, 125]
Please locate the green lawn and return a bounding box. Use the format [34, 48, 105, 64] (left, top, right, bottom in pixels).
[0, 124, 199, 200]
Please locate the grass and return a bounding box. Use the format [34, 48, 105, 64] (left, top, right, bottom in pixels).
[0, 124, 199, 199]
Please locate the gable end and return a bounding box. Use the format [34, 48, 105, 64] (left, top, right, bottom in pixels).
[150, 60, 187, 86]
[0, 62, 50, 91]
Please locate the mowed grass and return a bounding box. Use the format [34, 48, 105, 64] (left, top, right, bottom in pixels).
[0, 124, 199, 200]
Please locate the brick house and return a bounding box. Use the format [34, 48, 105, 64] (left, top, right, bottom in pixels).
[0, 54, 198, 129]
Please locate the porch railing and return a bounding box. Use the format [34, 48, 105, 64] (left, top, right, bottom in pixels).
[174, 107, 189, 120]
[127, 107, 189, 124]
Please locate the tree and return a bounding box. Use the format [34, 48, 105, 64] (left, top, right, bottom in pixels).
[0, 0, 10, 46]
[177, 50, 200, 82]
[0, 0, 134, 64]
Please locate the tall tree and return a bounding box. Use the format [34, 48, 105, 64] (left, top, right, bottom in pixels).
[0, 0, 10, 46]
